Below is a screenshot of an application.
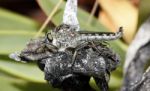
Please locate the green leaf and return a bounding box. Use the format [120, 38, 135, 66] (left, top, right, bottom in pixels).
[0, 8, 41, 54]
[0, 30, 44, 54]
[0, 8, 45, 83]
[0, 75, 59, 91]
[138, 0, 150, 27]
[0, 31, 32, 54]
[0, 8, 39, 30]
[0, 59, 45, 82]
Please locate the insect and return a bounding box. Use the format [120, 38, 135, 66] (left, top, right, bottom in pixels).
[9, 0, 123, 91]
[44, 41, 120, 91]
[47, 24, 123, 52]
[10, 24, 122, 91]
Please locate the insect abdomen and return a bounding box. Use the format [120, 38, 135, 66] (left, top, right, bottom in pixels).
[79, 27, 123, 41]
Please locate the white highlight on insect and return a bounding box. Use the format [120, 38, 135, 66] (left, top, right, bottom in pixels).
[9, 52, 21, 61]
[9, 52, 27, 63]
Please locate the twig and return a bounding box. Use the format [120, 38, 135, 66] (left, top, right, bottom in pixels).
[34, 0, 63, 38]
[87, 0, 98, 24]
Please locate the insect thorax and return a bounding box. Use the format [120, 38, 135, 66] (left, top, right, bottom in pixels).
[50, 24, 80, 51]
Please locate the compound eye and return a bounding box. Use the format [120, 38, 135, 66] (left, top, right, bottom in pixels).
[46, 33, 53, 43]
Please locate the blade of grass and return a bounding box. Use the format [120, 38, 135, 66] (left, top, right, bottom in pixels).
[0, 59, 45, 83]
[35, 0, 63, 37]
[138, 0, 150, 27]
[0, 75, 59, 91]
[87, 0, 99, 25]
[0, 8, 39, 30]
[0, 8, 42, 54]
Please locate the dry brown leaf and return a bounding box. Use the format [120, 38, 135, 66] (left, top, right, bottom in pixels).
[99, 11, 116, 32]
[98, 0, 138, 44]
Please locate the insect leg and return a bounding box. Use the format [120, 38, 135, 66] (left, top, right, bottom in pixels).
[45, 43, 58, 52]
[71, 42, 89, 67]
[71, 50, 77, 66]
[90, 41, 102, 54]
[75, 42, 89, 50]
[94, 77, 109, 91]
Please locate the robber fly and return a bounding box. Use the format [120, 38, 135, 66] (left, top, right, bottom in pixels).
[9, 0, 123, 91]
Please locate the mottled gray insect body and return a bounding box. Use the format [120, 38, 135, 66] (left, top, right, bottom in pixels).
[44, 42, 120, 91]
[10, 37, 53, 64]
[49, 24, 123, 52]
[9, 0, 123, 91]
[9, 51, 22, 62]
[50, 24, 80, 51]
[76, 27, 123, 42]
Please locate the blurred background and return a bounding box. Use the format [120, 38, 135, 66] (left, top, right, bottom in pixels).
[0, 0, 150, 91]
